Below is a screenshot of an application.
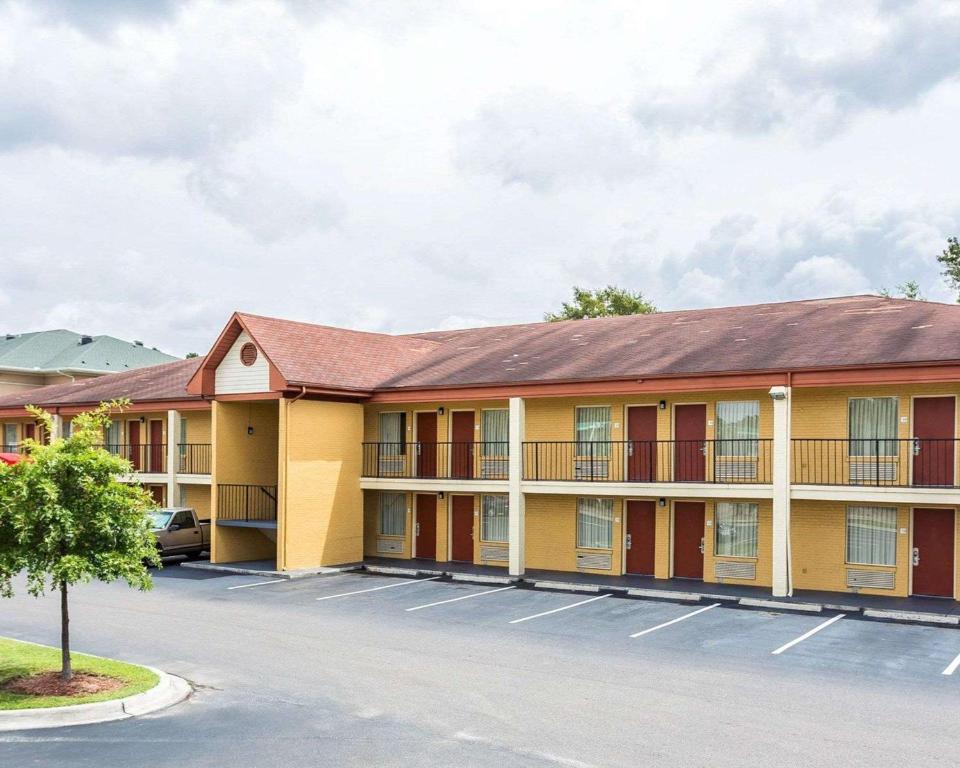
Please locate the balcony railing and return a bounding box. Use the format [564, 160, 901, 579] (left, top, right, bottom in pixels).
[522, 440, 773, 484]
[361, 442, 509, 480]
[177, 443, 211, 475]
[217, 484, 278, 522]
[98, 443, 167, 473]
[1, 443, 26, 454]
[792, 438, 960, 488]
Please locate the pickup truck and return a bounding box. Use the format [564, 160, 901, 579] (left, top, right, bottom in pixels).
[149, 507, 211, 559]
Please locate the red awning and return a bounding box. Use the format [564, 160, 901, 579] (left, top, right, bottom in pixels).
[0, 452, 24, 465]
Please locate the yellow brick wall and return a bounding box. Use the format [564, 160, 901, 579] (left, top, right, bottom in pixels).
[180, 484, 211, 520]
[278, 398, 364, 570]
[215, 526, 276, 563]
[525, 494, 623, 576]
[363, 489, 413, 559]
[182, 410, 211, 444]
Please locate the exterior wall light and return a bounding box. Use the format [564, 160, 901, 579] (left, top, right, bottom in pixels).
[247, 426, 254, 435]
[658, 400, 667, 410]
[769, 386, 788, 401]
[658, 497, 666, 507]
[438, 406, 444, 415]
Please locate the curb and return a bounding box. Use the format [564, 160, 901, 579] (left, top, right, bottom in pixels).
[0, 667, 191, 732]
[181, 562, 362, 579]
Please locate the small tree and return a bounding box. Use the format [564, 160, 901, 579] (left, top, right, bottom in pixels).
[937, 236, 960, 302]
[545, 285, 657, 321]
[0, 400, 159, 681]
[878, 281, 925, 300]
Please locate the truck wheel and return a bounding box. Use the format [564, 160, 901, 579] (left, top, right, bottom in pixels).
[185, 550, 203, 560]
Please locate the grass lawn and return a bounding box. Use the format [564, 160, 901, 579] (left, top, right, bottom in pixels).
[0, 637, 158, 710]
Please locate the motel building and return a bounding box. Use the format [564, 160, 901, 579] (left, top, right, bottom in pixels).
[2, 294, 960, 604]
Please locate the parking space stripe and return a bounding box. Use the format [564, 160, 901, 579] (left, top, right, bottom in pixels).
[771, 613, 845, 655]
[405, 586, 516, 612]
[508, 593, 611, 624]
[629, 602, 720, 638]
[226, 579, 286, 590]
[942, 651, 960, 676]
[315, 576, 441, 601]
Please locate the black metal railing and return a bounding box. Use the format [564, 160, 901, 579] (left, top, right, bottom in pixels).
[1, 443, 26, 454]
[177, 443, 211, 474]
[792, 438, 960, 488]
[361, 441, 509, 480]
[217, 484, 278, 522]
[97, 443, 167, 473]
[522, 440, 773, 484]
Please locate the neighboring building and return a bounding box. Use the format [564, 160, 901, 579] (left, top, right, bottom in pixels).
[0, 329, 176, 395]
[2, 294, 960, 604]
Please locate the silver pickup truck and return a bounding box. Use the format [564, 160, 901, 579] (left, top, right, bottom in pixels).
[149, 507, 211, 559]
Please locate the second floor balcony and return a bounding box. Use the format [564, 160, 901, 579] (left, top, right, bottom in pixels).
[362, 441, 509, 480]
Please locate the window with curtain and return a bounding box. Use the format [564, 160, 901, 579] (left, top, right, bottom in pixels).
[846, 506, 897, 565]
[716, 401, 759, 457]
[848, 397, 898, 457]
[106, 420, 121, 454]
[379, 492, 406, 536]
[575, 406, 612, 457]
[481, 495, 509, 542]
[714, 502, 759, 557]
[577, 497, 614, 549]
[62, 421, 73, 439]
[481, 409, 508, 456]
[3, 424, 17, 448]
[179, 418, 188, 457]
[379, 412, 406, 456]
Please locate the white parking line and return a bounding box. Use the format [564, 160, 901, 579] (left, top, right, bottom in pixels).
[315, 576, 441, 601]
[629, 602, 721, 638]
[771, 613, 845, 655]
[405, 586, 516, 612]
[226, 579, 286, 590]
[508, 593, 611, 624]
[942, 651, 960, 676]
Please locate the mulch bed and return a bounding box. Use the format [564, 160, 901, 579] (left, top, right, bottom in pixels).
[2, 671, 124, 697]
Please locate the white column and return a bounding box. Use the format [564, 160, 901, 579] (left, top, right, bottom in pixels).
[508, 397, 526, 576]
[166, 409, 180, 506]
[769, 385, 792, 597]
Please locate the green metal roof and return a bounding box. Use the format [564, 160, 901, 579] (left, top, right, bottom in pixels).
[0, 329, 176, 374]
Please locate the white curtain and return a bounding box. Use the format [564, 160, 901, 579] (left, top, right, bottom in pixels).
[577, 497, 613, 549]
[3, 424, 16, 448]
[846, 506, 896, 565]
[576, 406, 612, 458]
[379, 492, 406, 536]
[714, 502, 758, 557]
[849, 398, 898, 457]
[716, 401, 759, 457]
[379, 412, 404, 457]
[481, 409, 509, 456]
[106, 420, 122, 454]
[481, 494, 509, 542]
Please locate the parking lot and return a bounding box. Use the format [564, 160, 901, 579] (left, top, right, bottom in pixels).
[3, 564, 960, 767]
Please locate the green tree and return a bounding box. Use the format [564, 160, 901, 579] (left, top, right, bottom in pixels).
[938, 236, 960, 301]
[0, 400, 159, 681]
[879, 281, 925, 300]
[545, 285, 657, 321]
[185, 352, 199, 359]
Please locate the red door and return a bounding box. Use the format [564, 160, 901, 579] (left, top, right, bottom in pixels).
[415, 494, 437, 560]
[149, 419, 164, 473]
[627, 406, 658, 482]
[451, 411, 475, 479]
[912, 508, 955, 597]
[416, 412, 438, 478]
[625, 500, 656, 575]
[450, 495, 474, 562]
[673, 501, 705, 579]
[24, 423, 35, 441]
[913, 397, 955, 487]
[148, 485, 165, 506]
[674, 404, 706, 482]
[128, 421, 142, 471]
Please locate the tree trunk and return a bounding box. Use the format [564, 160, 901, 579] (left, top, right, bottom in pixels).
[60, 581, 72, 682]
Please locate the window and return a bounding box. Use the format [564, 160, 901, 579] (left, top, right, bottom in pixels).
[577, 497, 613, 549]
[575, 406, 611, 457]
[714, 502, 759, 558]
[379, 492, 406, 536]
[846, 506, 897, 566]
[2, 424, 16, 449]
[481, 495, 509, 542]
[379, 412, 406, 456]
[173, 511, 196, 529]
[716, 401, 759, 457]
[62, 420, 73, 439]
[849, 397, 898, 457]
[480, 409, 508, 456]
[105, 420, 121, 454]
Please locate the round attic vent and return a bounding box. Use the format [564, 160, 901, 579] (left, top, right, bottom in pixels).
[240, 342, 258, 367]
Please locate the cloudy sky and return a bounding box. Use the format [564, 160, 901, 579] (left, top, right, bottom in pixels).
[2, 0, 959, 356]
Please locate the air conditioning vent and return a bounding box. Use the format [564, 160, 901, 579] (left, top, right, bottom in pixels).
[715, 561, 756, 580]
[480, 545, 508, 562]
[574, 459, 609, 480]
[715, 460, 758, 482]
[376, 538, 403, 554]
[576, 551, 612, 570]
[480, 458, 508, 479]
[377, 457, 405, 476]
[847, 568, 895, 589]
[849, 461, 897, 483]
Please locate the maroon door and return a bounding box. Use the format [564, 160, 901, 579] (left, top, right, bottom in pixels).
[416, 412, 438, 478]
[128, 421, 142, 471]
[149, 419, 164, 473]
[674, 404, 706, 482]
[913, 397, 955, 487]
[451, 411, 475, 479]
[913, 508, 955, 597]
[415, 494, 437, 560]
[673, 501, 705, 579]
[450, 495, 474, 562]
[24, 423, 35, 441]
[625, 500, 656, 575]
[148, 485, 165, 506]
[627, 406, 658, 482]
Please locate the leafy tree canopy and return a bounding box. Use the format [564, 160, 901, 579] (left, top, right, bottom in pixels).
[938, 236, 960, 302]
[545, 285, 657, 321]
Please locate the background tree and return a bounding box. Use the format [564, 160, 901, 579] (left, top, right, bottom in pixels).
[938, 236, 960, 302]
[185, 352, 199, 359]
[545, 285, 657, 321]
[0, 400, 159, 681]
[878, 281, 925, 300]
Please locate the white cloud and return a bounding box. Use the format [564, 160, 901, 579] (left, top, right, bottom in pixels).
[781, 255, 871, 296]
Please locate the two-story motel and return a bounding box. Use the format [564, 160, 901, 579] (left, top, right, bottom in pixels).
[3, 295, 960, 602]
